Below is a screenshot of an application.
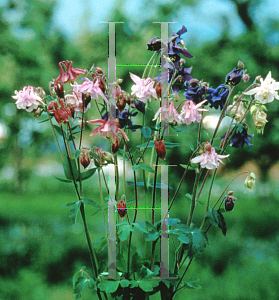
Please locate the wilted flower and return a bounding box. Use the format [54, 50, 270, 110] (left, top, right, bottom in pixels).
[47, 99, 73, 125]
[191, 142, 229, 169]
[225, 68, 243, 86]
[79, 149, 91, 168]
[180, 100, 208, 125]
[12, 86, 44, 112]
[244, 172, 256, 190]
[244, 71, 279, 104]
[253, 109, 268, 134]
[225, 196, 237, 211]
[117, 195, 127, 220]
[154, 139, 166, 159]
[153, 101, 181, 125]
[130, 73, 157, 103]
[227, 101, 246, 123]
[87, 116, 129, 144]
[55, 60, 86, 85]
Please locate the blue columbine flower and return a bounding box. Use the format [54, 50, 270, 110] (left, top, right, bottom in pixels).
[206, 84, 230, 110]
[225, 68, 243, 86]
[184, 81, 206, 104]
[102, 110, 138, 130]
[221, 127, 253, 148]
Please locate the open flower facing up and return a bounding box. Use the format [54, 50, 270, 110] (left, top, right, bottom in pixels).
[130, 73, 156, 103]
[55, 60, 86, 85]
[191, 142, 229, 169]
[153, 101, 181, 125]
[12, 86, 44, 112]
[244, 71, 279, 104]
[180, 100, 208, 125]
[87, 116, 129, 144]
[77, 78, 109, 104]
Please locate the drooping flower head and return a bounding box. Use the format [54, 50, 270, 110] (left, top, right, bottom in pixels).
[244, 172, 256, 190]
[244, 71, 279, 104]
[154, 139, 166, 160]
[65, 81, 91, 112]
[117, 195, 127, 220]
[153, 101, 181, 125]
[191, 142, 229, 169]
[55, 60, 86, 85]
[225, 68, 243, 86]
[180, 100, 208, 125]
[47, 99, 74, 125]
[206, 84, 230, 110]
[184, 79, 206, 104]
[76, 78, 109, 105]
[220, 125, 253, 148]
[87, 116, 129, 144]
[12, 86, 44, 112]
[130, 73, 157, 103]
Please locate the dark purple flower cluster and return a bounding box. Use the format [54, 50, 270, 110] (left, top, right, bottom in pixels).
[184, 81, 206, 104]
[226, 68, 243, 86]
[221, 127, 253, 148]
[206, 84, 230, 109]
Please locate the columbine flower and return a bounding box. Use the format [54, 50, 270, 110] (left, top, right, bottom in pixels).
[191, 142, 229, 169]
[227, 101, 246, 123]
[147, 36, 163, 51]
[130, 73, 156, 103]
[65, 82, 91, 112]
[244, 71, 279, 104]
[79, 149, 91, 168]
[221, 126, 253, 148]
[55, 60, 86, 84]
[184, 79, 206, 104]
[12, 86, 44, 112]
[153, 101, 181, 125]
[180, 100, 208, 125]
[206, 84, 230, 110]
[47, 99, 73, 125]
[225, 68, 243, 86]
[77, 78, 109, 104]
[253, 109, 268, 134]
[117, 195, 127, 220]
[244, 172, 256, 190]
[225, 196, 237, 211]
[87, 116, 129, 144]
[154, 139, 166, 159]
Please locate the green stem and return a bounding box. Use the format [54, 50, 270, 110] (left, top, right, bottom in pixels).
[47, 111, 63, 160]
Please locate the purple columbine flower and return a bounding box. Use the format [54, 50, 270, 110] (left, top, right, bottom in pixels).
[225, 68, 243, 86]
[206, 84, 230, 110]
[184, 81, 206, 104]
[102, 110, 138, 130]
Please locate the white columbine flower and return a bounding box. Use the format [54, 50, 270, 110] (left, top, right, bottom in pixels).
[130, 73, 156, 103]
[12, 86, 44, 112]
[244, 71, 279, 104]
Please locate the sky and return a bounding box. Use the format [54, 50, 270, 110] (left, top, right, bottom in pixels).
[51, 0, 279, 45]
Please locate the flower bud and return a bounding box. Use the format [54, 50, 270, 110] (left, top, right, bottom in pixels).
[82, 93, 91, 107]
[116, 78, 123, 84]
[225, 196, 236, 211]
[80, 149, 91, 168]
[78, 119, 86, 129]
[54, 81, 64, 98]
[95, 67, 104, 74]
[189, 78, 199, 87]
[154, 139, 166, 159]
[244, 172, 256, 190]
[111, 137, 121, 154]
[253, 109, 268, 134]
[117, 195, 127, 220]
[228, 191, 234, 195]
[226, 68, 243, 86]
[238, 61, 245, 69]
[155, 82, 162, 99]
[103, 151, 114, 164]
[243, 74, 250, 83]
[31, 107, 43, 118]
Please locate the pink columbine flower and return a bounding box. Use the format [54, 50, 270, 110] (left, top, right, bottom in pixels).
[87, 116, 129, 144]
[130, 73, 157, 103]
[191, 142, 229, 170]
[244, 71, 279, 104]
[77, 78, 109, 105]
[180, 100, 208, 125]
[153, 101, 181, 124]
[65, 82, 91, 112]
[12, 86, 44, 112]
[55, 60, 86, 84]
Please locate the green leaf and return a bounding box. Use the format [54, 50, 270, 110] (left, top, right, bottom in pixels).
[120, 279, 130, 288]
[53, 175, 73, 183]
[185, 193, 192, 201]
[144, 231, 159, 242]
[38, 118, 49, 123]
[126, 124, 142, 129]
[206, 209, 227, 236]
[182, 224, 208, 258]
[140, 126, 152, 138]
[190, 145, 195, 151]
[116, 222, 134, 241]
[139, 163, 155, 173]
[168, 218, 181, 226]
[87, 278, 96, 291]
[63, 157, 79, 181]
[186, 276, 202, 290]
[79, 168, 97, 181]
[126, 181, 173, 189]
[62, 201, 77, 208]
[82, 199, 100, 208]
[69, 201, 81, 224]
[138, 280, 154, 292]
[132, 164, 140, 171]
[73, 272, 87, 300]
[74, 149, 82, 159]
[98, 280, 120, 294]
[53, 124, 63, 136]
[129, 280, 139, 288]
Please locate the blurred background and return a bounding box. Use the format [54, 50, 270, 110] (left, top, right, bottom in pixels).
[1, 0, 279, 299]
